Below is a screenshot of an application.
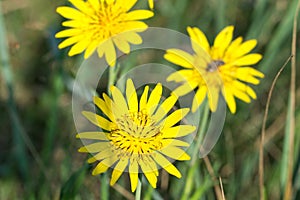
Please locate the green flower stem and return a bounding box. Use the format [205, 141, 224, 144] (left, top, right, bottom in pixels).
[191, 103, 210, 164]
[135, 178, 142, 200]
[182, 103, 210, 200]
[107, 63, 119, 95]
[101, 173, 109, 200]
[100, 63, 120, 200]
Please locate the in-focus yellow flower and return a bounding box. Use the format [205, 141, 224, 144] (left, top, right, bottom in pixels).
[55, 0, 154, 66]
[164, 26, 264, 113]
[77, 79, 195, 192]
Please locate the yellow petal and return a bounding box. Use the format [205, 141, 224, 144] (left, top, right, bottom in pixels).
[62, 20, 83, 28]
[92, 155, 119, 175]
[88, 0, 100, 10]
[102, 39, 117, 67]
[231, 39, 257, 59]
[121, 31, 142, 45]
[161, 125, 196, 138]
[123, 0, 137, 11]
[207, 86, 219, 112]
[212, 26, 234, 59]
[69, 0, 90, 15]
[139, 86, 149, 111]
[232, 80, 257, 99]
[58, 35, 84, 49]
[161, 139, 190, 147]
[153, 95, 178, 122]
[76, 132, 108, 140]
[192, 86, 207, 112]
[246, 87, 257, 99]
[129, 159, 139, 192]
[167, 69, 194, 83]
[148, 0, 154, 9]
[147, 83, 162, 115]
[56, 6, 85, 20]
[122, 21, 148, 32]
[94, 96, 115, 122]
[106, 0, 115, 5]
[55, 29, 82, 38]
[78, 142, 110, 153]
[236, 67, 264, 84]
[223, 37, 243, 61]
[187, 26, 210, 53]
[213, 25, 234, 50]
[113, 37, 130, 54]
[240, 67, 265, 78]
[84, 40, 99, 59]
[233, 53, 262, 66]
[160, 108, 190, 128]
[110, 85, 129, 113]
[68, 37, 90, 56]
[152, 152, 181, 178]
[82, 111, 113, 131]
[103, 93, 113, 111]
[92, 163, 109, 175]
[222, 87, 236, 114]
[159, 147, 190, 160]
[172, 81, 198, 97]
[232, 89, 251, 103]
[164, 49, 194, 69]
[88, 148, 114, 162]
[110, 159, 128, 185]
[139, 161, 157, 188]
[126, 10, 154, 21]
[126, 79, 139, 112]
[143, 156, 159, 176]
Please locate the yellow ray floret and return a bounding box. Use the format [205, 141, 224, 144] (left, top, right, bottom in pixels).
[164, 25, 264, 113]
[56, 0, 154, 66]
[77, 79, 196, 192]
[148, 0, 154, 9]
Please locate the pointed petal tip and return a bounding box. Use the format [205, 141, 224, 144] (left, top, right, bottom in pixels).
[78, 147, 86, 152]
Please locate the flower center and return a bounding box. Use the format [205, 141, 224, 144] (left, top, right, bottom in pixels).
[108, 111, 162, 156]
[93, 2, 126, 38]
[206, 60, 225, 72]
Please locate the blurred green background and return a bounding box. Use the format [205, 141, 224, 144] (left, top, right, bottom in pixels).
[0, 0, 300, 199]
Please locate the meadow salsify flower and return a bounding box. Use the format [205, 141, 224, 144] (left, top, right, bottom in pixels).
[55, 0, 154, 66]
[77, 79, 196, 192]
[164, 25, 264, 113]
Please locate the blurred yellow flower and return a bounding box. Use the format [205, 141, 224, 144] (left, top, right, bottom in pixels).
[77, 79, 195, 192]
[164, 26, 264, 113]
[55, 0, 154, 66]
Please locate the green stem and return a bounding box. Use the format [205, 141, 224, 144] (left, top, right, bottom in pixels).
[107, 63, 119, 94]
[101, 173, 109, 200]
[181, 103, 210, 200]
[191, 103, 210, 164]
[135, 178, 142, 200]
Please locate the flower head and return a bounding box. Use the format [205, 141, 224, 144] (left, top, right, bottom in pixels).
[77, 79, 195, 192]
[56, 0, 154, 66]
[164, 26, 264, 113]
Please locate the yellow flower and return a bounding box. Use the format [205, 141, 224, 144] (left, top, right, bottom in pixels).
[77, 79, 195, 192]
[55, 0, 154, 66]
[164, 26, 264, 113]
